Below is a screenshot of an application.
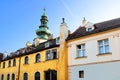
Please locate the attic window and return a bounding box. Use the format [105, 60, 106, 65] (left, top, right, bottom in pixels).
[88, 27, 93, 31]
[86, 26, 94, 32]
[56, 37, 60, 44]
[45, 42, 49, 48]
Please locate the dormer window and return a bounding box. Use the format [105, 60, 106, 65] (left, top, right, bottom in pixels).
[56, 37, 60, 44]
[86, 27, 94, 32]
[45, 42, 49, 48]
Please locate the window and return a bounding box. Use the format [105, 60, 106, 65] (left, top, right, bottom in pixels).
[45, 70, 57, 80]
[7, 74, 10, 80]
[98, 39, 109, 54]
[24, 56, 29, 64]
[3, 62, 5, 68]
[51, 49, 57, 59]
[35, 72, 40, 80]
[77, 44, 86, 57]
[23, 73, 28, 80]
[13, 59, 16, 66]
[12, 73, 15, 80]
[79, 71, 84, 78]
[1, 74, 4, 80]
[45, 42, 49, 48]
[46, 50, 51, 60]
[8, 60, 11, 67]
[56, 37, 60, 44]
[35, 54, 40, 63]
[87, 27, 93, 31]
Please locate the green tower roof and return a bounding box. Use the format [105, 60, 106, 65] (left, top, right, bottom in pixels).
[36, 8, 51, 40]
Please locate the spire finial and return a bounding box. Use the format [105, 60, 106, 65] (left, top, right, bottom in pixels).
[44, 8, 46, 13]
[42, 8, 46, 16]
[62, 18, 65, 23]
[83, 17, 86, 20]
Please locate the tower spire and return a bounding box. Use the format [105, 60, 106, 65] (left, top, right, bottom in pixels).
[36, 8, 52, 40]
[43, 8, 46, 16]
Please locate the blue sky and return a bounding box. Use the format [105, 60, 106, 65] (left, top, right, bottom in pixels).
[0, 0, 120, 53]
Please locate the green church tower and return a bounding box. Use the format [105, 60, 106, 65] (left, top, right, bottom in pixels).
[36, 8, 51, 40]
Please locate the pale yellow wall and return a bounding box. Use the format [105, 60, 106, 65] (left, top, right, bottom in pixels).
[19, 47, 59, 80]
[67, 28, 120, 66]
[0, 47, 60, 80]
[0, 58, 19, 80]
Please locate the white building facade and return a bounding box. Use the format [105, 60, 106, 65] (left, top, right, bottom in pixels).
[67, 18, 120, 80]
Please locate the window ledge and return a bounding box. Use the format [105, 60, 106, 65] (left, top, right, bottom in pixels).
[45, 58, 58, 61]
[75, 56, 87, 59]
[34, 61, 41, 64]
[97, 52, 112, 56]
[23, 63, 29, 65]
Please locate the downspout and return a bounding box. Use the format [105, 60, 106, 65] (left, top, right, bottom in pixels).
[18, 57, 21, 80]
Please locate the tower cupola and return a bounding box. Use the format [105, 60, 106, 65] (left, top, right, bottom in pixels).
[36, 8, 51, 40]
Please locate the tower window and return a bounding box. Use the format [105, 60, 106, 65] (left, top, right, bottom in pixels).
[79, 71, 84, 78]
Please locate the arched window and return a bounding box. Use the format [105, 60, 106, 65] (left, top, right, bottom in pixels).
[1, 74, 4, 80]
[35, 54, 40, 62]
[35, 72, 40, 80]
[7, 74, 10, 80]
[12, 73, 15, 80]
[23, 73, 28, 80]
[3, 62, 5, 68]
[8, 60, 11, 67]
[24, 56, 29, 64]
[13, 59, 16, 66]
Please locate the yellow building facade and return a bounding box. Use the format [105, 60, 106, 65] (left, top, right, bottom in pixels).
[0, 9, 68, 80]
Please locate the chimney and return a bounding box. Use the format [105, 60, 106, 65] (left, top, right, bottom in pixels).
[0, 53, 3, 61]
[82, 17, 87, 26]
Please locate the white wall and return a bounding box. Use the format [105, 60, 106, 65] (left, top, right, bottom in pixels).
[67, 28, 120, 66]
[68, 61, 120, 80]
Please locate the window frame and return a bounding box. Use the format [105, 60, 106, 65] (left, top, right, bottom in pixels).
[13, 59, 16, 66]
[7, 74, 10, 80]
[3, 62, 5, 68]
[79, 70, 84, 78]
[8, 60, 11, 67]
[45, 42, 49, 48]
[12, 73, 15, 80]
[23, 72, 28, 80]
[76, 43, 86, 58]
[51, 49, 57, 59]
[98, 39, 110, 54]
[1, 74, 4, 80]
[35, 53, 40, 63]
[24, 56, 29, 64]
[34, 72, 40, 80]
[46, 50, 51, 60]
